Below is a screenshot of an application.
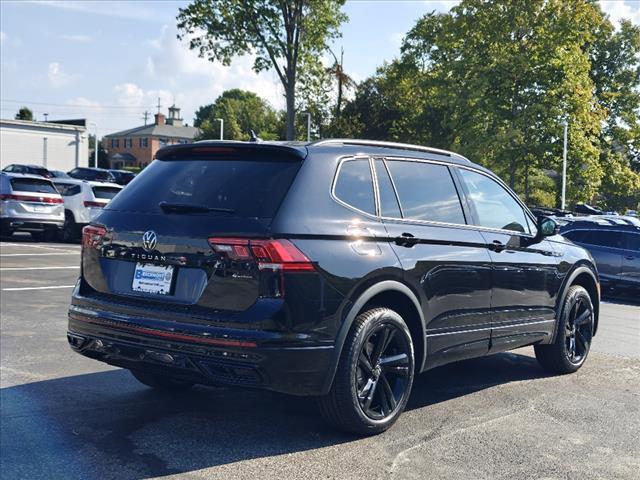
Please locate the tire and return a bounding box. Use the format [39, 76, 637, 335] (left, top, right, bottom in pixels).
[534, 285, 595, 374]
[129, 369, 194, 391]
[318, 308, 415, 435]
[60, 212, 78, 242]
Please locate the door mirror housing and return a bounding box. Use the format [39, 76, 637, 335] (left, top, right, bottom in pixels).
[538, 217, 559, 238]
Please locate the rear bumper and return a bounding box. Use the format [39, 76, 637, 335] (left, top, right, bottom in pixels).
[67, 303, 335, 396]
[1, 217, 63, 232]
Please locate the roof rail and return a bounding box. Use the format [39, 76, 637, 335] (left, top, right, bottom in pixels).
[309, 139, 466, 160]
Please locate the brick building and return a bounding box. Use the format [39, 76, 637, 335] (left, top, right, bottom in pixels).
[103, 106, 199, 169]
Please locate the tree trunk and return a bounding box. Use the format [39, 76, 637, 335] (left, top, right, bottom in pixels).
[509, 158, 516, 189]
[524, 161, 530, 204]
[285, 85, 296, 140]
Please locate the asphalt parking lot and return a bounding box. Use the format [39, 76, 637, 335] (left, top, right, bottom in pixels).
[1, 236, 639, 480]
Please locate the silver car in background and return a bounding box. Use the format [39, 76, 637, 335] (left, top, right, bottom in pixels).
[0, 172, 64, 240]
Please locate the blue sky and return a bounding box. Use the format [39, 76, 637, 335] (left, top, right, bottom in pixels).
[1, 0, 638, 136]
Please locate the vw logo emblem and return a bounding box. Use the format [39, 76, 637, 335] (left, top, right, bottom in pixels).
[142, 230, 157, 252]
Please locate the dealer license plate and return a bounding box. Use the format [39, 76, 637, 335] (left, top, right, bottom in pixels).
[131, 263, 174, 295]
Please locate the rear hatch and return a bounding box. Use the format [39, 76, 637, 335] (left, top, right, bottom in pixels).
[1, 177, 63, 218]
[81, 144, 309, 313]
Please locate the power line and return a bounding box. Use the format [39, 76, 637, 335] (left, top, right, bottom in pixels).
[1, 99, 157, 110]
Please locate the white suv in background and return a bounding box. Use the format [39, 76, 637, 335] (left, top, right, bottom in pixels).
[0, 172, 65, 240]
[52, 179, 122, 241]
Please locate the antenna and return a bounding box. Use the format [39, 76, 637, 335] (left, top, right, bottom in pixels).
[156, 97, 162, 114]
[142, 111, 150, 125]
[249, 130, 262, 142]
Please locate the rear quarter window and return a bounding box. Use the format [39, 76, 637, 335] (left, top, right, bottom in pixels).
[106, 157, 301, 219]
[334, 159, 376, 215]
[54, 183, 81, 196]
[10, 178, 57, 194]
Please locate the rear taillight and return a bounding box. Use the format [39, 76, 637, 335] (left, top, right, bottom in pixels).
[0, 194, 63, 204]
[83, 201, 105, 208]
[208, 238, 315, 272]
[82, 225, 107, 250]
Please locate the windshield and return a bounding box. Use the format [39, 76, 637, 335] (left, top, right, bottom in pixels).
[92, 186, 121, 200]
[106, 158, 301, 218]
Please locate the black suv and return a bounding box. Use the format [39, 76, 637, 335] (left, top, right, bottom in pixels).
[68, 140, 600, 434]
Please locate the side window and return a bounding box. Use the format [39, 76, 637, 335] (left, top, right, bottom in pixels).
[563, 230, 588, 242]
[386, 160, 466, 224]
[334, 159, 376, 215]
[624, 233, 640, 252]
[457, 168, 530, 233]
[54, 183, 81, 196]
[583, 231, 623, 249]
[374, 159, 401, 218]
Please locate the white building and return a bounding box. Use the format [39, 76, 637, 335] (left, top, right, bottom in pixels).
[0, 119, 88, 172]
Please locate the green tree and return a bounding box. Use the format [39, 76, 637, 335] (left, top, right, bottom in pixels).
[341, 0, 640, 209]
[177, 0, 347, 140]
[195, 89, 281, 141]
[88, 134, 108, 168]
[15, 107, 33, 121]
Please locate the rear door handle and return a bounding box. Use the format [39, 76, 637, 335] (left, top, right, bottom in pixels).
[488, 240, 506, 252]
[395, 232, 418, 247]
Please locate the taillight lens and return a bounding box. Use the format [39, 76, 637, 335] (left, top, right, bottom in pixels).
[0, 194, 63, 204]
[208, 238, 314, 272]
[82, 225, 107, 250]
[83, 201, 105, 208]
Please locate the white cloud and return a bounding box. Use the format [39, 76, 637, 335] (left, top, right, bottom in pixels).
[47, 62, 77, 88]
[0, 31, 6, 45]
[599, 0, 640, 27]
[58, 34, 93, 43]
[26, 0, 165, 22]
[143, 24, 284, 116]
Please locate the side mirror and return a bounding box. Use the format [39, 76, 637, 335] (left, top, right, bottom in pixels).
[538, 217, 559, 237]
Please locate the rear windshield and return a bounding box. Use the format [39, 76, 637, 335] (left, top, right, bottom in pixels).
[54, 182, 81, 196]
[10, 178, 58, 194]
[92, 186, 121, 200]
[106, 158, 301, 218]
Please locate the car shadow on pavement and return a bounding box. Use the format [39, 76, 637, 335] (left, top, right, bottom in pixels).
[0, 350, 549, 479]
[602, 292, 640, 307]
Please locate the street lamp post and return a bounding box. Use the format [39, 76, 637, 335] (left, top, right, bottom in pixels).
[561, 119, 568, 210]
[89, 122, 98, 168]
[215, 118, 224, 140]
[302, 112, 311, 142]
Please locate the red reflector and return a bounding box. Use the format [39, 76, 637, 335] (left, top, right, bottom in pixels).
[83, 201, 105, 208]
[208, 238, 314, 271]
[0, 194, 63, 204]
[82, 225, 107, 250]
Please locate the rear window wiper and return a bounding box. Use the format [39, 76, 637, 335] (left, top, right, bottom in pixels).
[159, 202, 235, 214]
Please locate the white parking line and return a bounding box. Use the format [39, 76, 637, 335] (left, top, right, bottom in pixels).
[0, 253, 78, 257]
[2, 285, 75, 291]
[0, 266, 79, 271]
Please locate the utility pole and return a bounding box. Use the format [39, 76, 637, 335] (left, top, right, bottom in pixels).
[89, 122, 98, 168]
[142, 111, 150, 125]
[561, 119, 568, 210]
[302, 112, 311, 142]
[214, 118, 224, 140]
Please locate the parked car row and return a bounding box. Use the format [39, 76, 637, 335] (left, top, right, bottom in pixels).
[557, 216, 639, 293]
[2, 164, 136, 185]
[0, 171, 123, 241]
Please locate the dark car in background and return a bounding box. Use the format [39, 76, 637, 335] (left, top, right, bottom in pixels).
[108, 169, 136, 185]
[560, 217, 639, 293]
[67, 140, 600, 435]
[2, 164, 53, 178]
[68, 167, 116, 183]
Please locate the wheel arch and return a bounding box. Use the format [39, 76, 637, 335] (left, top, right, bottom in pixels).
[555, 264, 600, 340]
[321, 280, 426, 395]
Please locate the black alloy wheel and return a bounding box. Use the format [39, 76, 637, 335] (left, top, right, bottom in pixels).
[318, 308, 415, 435]
[565, 294, 594, 365]
[535, 285, 595, 374]
[356, 323, 411, 420]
